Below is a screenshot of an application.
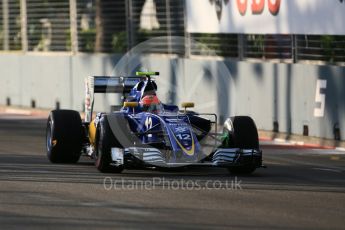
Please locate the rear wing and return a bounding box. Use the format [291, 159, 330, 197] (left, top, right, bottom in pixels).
[84, 76, 142, 122]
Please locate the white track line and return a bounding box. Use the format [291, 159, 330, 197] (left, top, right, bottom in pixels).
[312, 168, 343, 173]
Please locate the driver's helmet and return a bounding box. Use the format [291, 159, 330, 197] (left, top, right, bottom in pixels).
[140, 95, 161, 113]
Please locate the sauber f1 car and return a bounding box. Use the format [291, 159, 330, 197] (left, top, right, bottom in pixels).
[46, 72, 264, 174]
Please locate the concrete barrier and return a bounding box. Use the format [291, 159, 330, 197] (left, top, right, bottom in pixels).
[0, 53, 344, 141]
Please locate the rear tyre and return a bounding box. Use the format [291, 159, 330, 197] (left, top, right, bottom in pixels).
[224, 116, 259, 174]
[46, 110, 83, 163]
[95, 115, 124, 173]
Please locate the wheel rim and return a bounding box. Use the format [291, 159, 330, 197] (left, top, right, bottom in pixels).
[46, 121, 53, 152]
[95, 135, 102, 167]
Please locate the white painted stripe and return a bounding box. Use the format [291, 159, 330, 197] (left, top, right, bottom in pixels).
[5, 108, 32, 115]
[313, 168, 343, 173]
[273, 138, 286, 143]
[310, 149, 345, 155]
[292, 141, 305, 146]
[262, 139, 345, 155]
[335, 147, 345, 152]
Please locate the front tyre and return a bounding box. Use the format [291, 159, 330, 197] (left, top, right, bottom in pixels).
[95, 115, 124, 173]
[46, 110, 83, 163]
[223, 116, 260, 175]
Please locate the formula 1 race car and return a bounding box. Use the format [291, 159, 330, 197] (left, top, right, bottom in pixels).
[46, 72, 263, 174]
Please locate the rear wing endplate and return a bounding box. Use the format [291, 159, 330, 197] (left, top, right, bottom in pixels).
[84, 76, 141, 122]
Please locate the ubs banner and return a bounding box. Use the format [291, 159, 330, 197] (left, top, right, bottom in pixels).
[186, 0, 345, 35]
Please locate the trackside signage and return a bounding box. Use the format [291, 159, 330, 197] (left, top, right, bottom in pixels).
[186, 0, 345, 35]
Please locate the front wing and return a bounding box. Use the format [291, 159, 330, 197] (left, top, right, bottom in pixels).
[109, 147, 262, 168]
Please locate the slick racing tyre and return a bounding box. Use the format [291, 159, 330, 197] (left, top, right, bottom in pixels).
[223, 116, 259, 174]
[46, 110, 83, 163]
[229, 116, 259, 149]
[95, 115, 124, 173]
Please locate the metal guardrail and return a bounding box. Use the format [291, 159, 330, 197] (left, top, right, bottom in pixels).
[0, 0, 344, 65]
[243, 34, 292, 60]
[26, 0, 70, 52]
[130, 0, 185, 55]
[76, 0, 126, 53]
[0, 0, 21, 51]
[296, 35, 345, 63]
[190, 33, 238, 58]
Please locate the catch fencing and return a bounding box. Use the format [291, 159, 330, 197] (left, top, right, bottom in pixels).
[0, 0, 344, 65]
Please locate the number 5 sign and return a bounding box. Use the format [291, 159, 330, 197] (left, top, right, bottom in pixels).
[314, 79, 327, 117]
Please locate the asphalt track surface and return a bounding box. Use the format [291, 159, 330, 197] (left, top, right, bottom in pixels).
[0, 113, 344, 230]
